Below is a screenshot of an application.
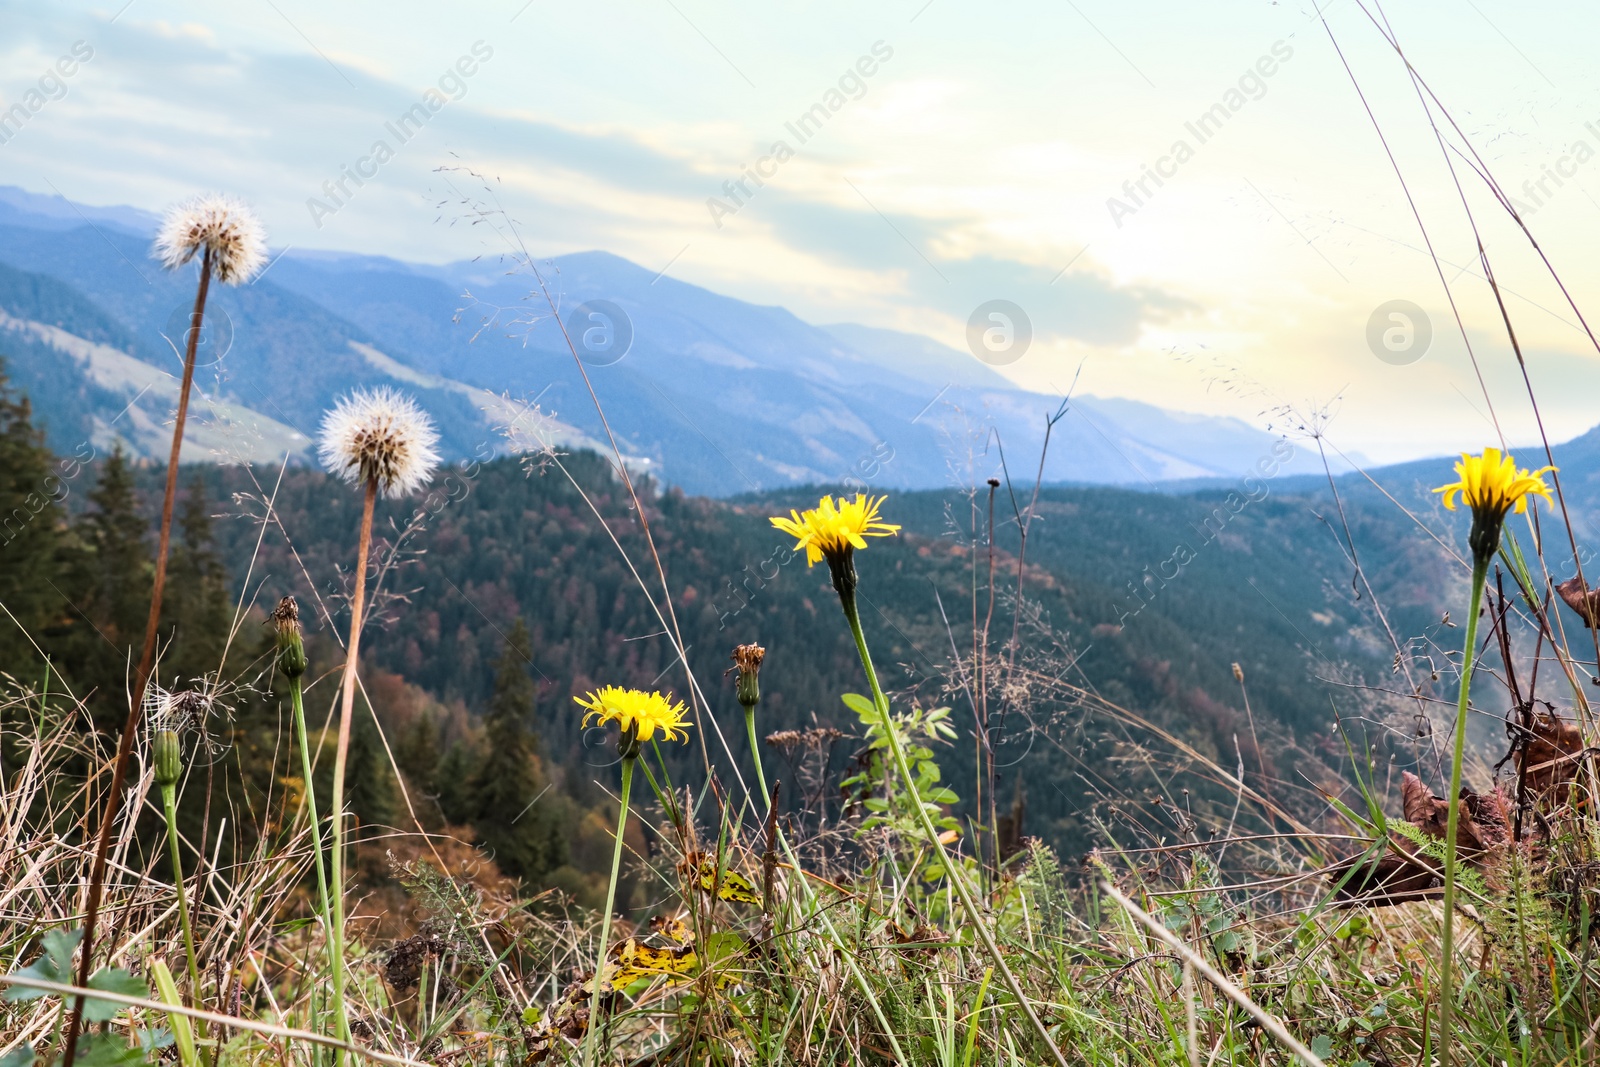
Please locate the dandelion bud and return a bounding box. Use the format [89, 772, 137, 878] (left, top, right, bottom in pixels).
[274, 596, 307, 678]
[617, 721, 642, 761]
[731, 643, 765, 708]
[154, 729, 183, 787]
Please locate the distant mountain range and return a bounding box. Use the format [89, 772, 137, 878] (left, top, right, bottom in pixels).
[0, 184, 1306, 494]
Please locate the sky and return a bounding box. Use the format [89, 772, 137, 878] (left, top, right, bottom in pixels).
[2, 0, 1599, 464]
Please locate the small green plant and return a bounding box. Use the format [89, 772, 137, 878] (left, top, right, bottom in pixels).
[3, 929, 167, 1067]
[840, 694, 963, 881]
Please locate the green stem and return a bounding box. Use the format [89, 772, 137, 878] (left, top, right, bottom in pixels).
[839, 586, 1069, 1067]
[1439, 556, 1488, 1067]
[161, 782, 202, 1001]
[289, 675, 333, 925]
[583, 755, 635, 1067]
[288, 674, 334, 1015]
[744, 706, 770, 803]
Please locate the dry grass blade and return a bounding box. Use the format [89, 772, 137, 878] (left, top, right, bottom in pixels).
[1100, 881, 1328, 1067]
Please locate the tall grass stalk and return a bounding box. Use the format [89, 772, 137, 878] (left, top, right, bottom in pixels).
[1101, 880, 1329, 1066]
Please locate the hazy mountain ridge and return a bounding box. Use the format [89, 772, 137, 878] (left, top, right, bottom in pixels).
[0, 185, 1300, 494]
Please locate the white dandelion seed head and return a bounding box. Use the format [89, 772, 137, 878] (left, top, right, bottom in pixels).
[318, 387, 442, 499]
[143, 685, 213, 734]
[153, 194, 268, 285]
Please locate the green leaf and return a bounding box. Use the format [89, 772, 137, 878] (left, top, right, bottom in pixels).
[1309, 1035, 1334, 1060]
[149, 960, 198, 1067]
[5, 927, 84, 1003]
[76, 1033, 145, 1067]
[521, 1004, 543, 1026]
[701, 932, 750, 967]
[0, 1047, 37, 1067]
[139, 1028, 176, 1054]
[83, 966, 148, 1022]
[840, 692, 876, 719]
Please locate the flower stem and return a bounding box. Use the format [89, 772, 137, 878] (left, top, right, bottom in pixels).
[329, 477, 377, 1061]
[288, 671, 333, 965]
[583, 755, 635, 1067]
[1438, 556, 1488, 1067]
[161, 782, 202, 1001]
[838, 586, 1069, 1067]
[744, 707, 770, 804]
[64, 248, 214, 1067]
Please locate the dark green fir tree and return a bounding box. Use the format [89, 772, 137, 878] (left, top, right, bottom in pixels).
[347, 694, 398, 835]
[67, 444, 152, 728]
[468, 620, 563, 882]
[160, 476, 234, 688]
[0, 365, 68, 682]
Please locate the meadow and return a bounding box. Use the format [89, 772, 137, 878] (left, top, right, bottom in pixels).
[7, 18, 1600, 1067]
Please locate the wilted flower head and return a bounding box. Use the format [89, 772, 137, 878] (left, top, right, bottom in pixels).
[1433, 447, 1556, 563]
[153, 194, 268, 285]
[273, 595, 308, 677]
[575, 686, 692, 752]
[142, 687, 215, 785]
[730, 643, 765, 707]
[144, 686, 213, 735]
[318, 387, 441, 499]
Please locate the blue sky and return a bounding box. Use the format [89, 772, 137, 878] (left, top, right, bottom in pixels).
[2, 0, 1598, 462]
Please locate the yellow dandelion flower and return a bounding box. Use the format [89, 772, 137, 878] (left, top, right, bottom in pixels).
[574, 686, 692, 745]
[1434, 447, 1555, 563]
[770, 493, 901, 567]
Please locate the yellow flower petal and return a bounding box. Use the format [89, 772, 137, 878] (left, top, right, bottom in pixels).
[574, 685, 692, 744]
[1432, 449, 1555, 523]
[767, 493, 901, 568]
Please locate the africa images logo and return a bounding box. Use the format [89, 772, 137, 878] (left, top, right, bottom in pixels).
[1106, 40, 1294, 228]
[705, 41, 894, 229]
[305, 41, 494, 228]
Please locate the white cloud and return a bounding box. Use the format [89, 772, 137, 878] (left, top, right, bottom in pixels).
[0, 0, 1597, 460]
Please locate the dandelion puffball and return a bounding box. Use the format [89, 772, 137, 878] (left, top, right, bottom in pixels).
[153, 194, 268, 285]
[318, 387, 441, 499]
